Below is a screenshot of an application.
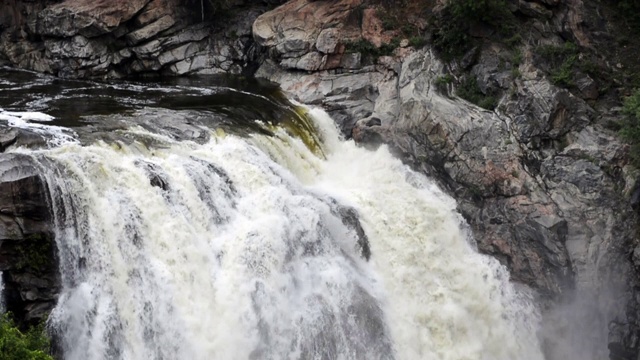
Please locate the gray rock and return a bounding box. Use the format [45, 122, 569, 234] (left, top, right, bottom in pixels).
[0, 128, 18, 152]
[36, 0, 152, 38]
[280, 51, 325, 71]
[340, 53, 362, 70]
[0, 153, 59, 327]
[316, 28, 340, 54]
[158, 42, 203, 66]
[575, 73, 598, 100]
[504, 78, 593, 144]
[126, 15, 176, 45]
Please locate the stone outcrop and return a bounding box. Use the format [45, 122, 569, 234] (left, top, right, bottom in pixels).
[253, 0, 363, 71]
[0, 153, 59, 328]
[0, 0, 282, 78]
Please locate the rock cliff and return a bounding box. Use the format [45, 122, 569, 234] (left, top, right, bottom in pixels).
[1, 0, 640, 358]
[0, 151, 59, 328]
[0, 0, 283, 77]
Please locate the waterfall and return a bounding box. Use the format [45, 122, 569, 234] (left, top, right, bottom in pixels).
[10, 100, 544, 359]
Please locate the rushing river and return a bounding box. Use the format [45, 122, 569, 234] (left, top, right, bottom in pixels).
[0, 68, 544, 359]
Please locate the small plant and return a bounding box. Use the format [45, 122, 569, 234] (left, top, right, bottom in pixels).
[345, 38, 399, 59]
[378, 8, 399, 31]
[505, 33, 523, 49]
[537, 41, 578, 58]
[456, 76, 498, 110]
[536, 42, 581, 88]
[621, 88, 640, 167]
[511, 49, 523, 66]
[550, 54, 577, 87]
[408, 36, 427, 48]
[435, 74, 454, 93]
[436, 74, 454, 85]
[431, 19, 472, 61]
[511, 67, 521, 78]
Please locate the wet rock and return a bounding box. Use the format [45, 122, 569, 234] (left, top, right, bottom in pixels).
[330, 201, 371, 261]
[0, 154, 59, 327]
[126, 15, 176, 45]
[0, 128, 18, 152]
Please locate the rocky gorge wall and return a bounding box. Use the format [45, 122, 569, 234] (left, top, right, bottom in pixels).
[1, 0, 640, 358]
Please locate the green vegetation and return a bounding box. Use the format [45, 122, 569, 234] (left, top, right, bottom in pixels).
[621, 89, 640, 167]
[14, 236, 54, 276]
[535, 42, 580, 87]
[609, 0, 640, 33]
[432, 0, 517, 60]
[435, 74, 454, 92]
[456, 77, 498, 110]
[188, 0, 234, 22]
[344, 38, 400, 61]
[446, 0, 513, 27]
[0, 314, 52, 360]
[505, 33, 523, 49]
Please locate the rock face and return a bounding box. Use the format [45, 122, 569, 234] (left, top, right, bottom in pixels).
[0, 0, 282, 78]
[253, 0, 363, 71]
[0, 153, 59, 328]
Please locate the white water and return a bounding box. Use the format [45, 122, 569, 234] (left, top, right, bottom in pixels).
[0, 109, 77, 147]
[14, 106, 544, 360]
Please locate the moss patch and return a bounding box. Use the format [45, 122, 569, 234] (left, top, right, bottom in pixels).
[456, 76, 498, 110]
[14, 234, 54, 276]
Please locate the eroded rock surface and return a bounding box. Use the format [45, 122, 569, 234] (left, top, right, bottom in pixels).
[0, 0, 282, 77]
[0, 153, 58, 327]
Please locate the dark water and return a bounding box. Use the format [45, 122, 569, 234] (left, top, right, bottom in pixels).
[0, 67, 302, 135]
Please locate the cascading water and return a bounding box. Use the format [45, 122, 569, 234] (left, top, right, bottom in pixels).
[2, 71, 545, 359]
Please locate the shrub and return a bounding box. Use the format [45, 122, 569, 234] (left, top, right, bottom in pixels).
[432, 0, 516, 60]
[0, 314, 52, 360]
[447, 0, 512, 26]
[435, 74, 454, 93]
[536, 42, 580, 87]
[344, 38, 400, 62]
[456, 76, 498, 110]
[609, 0, 640, 33]
[550, 54, 577, 87]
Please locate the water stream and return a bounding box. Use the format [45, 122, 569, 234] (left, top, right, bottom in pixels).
[1, 68, 544, 360]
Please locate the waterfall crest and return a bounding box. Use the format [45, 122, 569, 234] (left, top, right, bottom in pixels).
[11, 99, 543, 359]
